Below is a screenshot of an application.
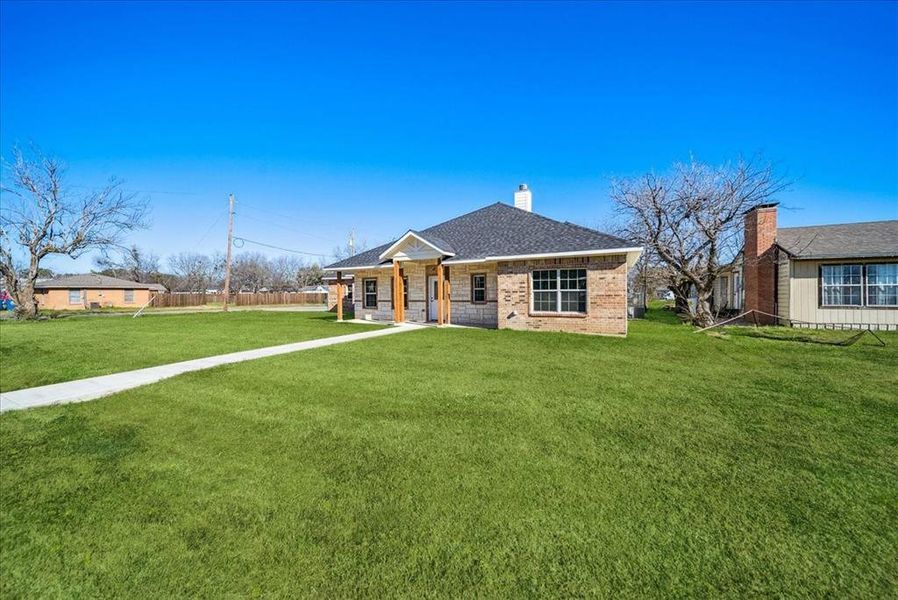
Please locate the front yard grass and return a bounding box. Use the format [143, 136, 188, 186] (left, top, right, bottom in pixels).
[1, 309, 896, 597]
[0, 311, 379, 392]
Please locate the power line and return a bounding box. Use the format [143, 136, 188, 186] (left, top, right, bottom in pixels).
[195, 211, 227, 247]
[237, 213, 335, 243]
[232, 236, 330, 258]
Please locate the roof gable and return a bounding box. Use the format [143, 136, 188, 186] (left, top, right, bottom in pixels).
[378, 230, 456, 261]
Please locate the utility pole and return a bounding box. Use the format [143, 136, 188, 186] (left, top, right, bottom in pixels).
[222, 193, 235, 312]
[348, 229, 356, 257]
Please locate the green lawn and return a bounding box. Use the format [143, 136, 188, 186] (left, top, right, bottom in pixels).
[0, 311, 376, 392]
[1, 309, 896, 597]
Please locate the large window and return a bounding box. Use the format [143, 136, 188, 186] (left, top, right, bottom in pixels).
[532, 269, 587, 313]
[363, 278, 377, 309]
[821, 264, 862, 306]
[68, 289, 82, 305]
[124, 289, 135, 303]
[471, 273, 486, 303]
[867, 264, 898, 306]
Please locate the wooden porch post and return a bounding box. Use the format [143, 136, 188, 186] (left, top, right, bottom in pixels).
[443, 266, 451, 325]
[335, 271, 343, 321]
[392, 260, 402, 323]
[437, 259, 444, 326]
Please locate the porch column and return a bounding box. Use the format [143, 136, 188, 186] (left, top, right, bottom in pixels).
[437, 259, 444, 325]
[335, 271, 343, 321]
[392, 260, 403, 322]
[443, 266, 451, 325]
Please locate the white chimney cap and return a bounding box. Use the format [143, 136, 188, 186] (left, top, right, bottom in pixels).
[514, 183, 532, 212]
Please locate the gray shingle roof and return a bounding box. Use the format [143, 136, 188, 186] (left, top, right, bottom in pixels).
[777, 220, 898, 260]
[325, 203, 635, 269]
[35, 274, 165, 290]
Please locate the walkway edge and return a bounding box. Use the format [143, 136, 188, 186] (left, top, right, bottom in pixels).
[0, 324, 420, 413]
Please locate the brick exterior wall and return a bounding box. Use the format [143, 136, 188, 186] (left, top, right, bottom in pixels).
[743, 206, 778, 323]
[35, 288, 152, 310]
[439, 263, 498, 327]
[496, 255, 629, 336]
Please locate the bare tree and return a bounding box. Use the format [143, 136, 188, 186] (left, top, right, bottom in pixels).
[94, 244, 161, 283]
[231, 252, 270, 292]
[0, 146, 149, 318]
[269, 255, 304, 291]
[167, 252, 214, 292]
[296, 263, 324, 289]
[612, 156, 788, 327]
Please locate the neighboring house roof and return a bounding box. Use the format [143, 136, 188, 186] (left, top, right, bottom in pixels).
[34, 274, 166, 290]
[326, 202, 637, 270]
[777, 220, 898, 260]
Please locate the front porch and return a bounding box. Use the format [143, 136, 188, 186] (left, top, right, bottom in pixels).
[331, 231, 499, 328]
[332, 260, 453, 326]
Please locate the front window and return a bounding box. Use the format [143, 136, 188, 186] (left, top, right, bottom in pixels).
[363, 278, 377, 309]
[68, 290, 82, 305]
[821, 264, 862, 306]
[532, 269, 587, 313]
[471, 274, 486, 303]
[124, 289, 134, 303]
[867, 264, 898, 306]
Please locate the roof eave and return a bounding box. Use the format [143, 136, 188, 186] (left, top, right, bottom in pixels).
[442, 247, 643, 265]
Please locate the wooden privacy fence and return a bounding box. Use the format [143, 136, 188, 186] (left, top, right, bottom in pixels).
[151, 292, 327, 308]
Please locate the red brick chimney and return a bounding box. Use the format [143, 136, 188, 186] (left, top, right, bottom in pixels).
[743, 203, 778, 322]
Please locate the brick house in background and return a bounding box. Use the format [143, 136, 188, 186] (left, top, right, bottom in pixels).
[713, 204, 898, 330]
[324, 185, 642, 336]
[34, 274, 166, 310]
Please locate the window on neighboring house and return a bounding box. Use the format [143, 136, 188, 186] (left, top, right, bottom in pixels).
[363, 278, 377, 309]
[471, 273, 486, 303]
[821, 264, 862, 306]
[124, 289, 135, 303]
[390, 276, 409, 309]
[866, 264, 898, 306]
[68, 289, 82, 304]
[531, 268, 587, 313]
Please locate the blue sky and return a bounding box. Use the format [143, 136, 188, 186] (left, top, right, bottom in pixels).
[1, 1, 896, 272]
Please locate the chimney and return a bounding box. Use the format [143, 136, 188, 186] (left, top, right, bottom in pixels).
[514, 183, 532, 212]
[742, 203, 778, 323]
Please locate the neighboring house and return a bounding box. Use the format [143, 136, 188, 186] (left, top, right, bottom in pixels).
[324, 185, 642, 336]
[34, 274, 167, 310]
[300, 284, 329, 294]
[720, 204, 897, 330]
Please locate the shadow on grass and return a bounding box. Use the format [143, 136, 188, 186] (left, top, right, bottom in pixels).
[728, 327, 888, 348]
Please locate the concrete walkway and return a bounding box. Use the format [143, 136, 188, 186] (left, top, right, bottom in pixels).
[0, 323, 420, 413]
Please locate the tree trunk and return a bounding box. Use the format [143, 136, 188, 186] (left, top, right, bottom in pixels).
[693, 288, 715, 328]
[12, 281, 39, 319]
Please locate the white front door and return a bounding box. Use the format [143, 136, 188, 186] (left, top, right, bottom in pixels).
[427, 276, 439, 321]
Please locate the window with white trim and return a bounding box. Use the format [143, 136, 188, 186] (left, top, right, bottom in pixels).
[363, 278, 377, 309]
[532, 269, 587, 313]
[866, 264, 898, 306]
[821, 264, 862, 306]
[124, 289, 135, 303]
[68, 289, 82, 305]
[471, 273, 486, 303]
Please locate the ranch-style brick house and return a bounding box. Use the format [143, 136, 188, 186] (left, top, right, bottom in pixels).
[324, 185, 642, 336]
[712, 204, 898, 330]
[34, 274, 166, 310]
